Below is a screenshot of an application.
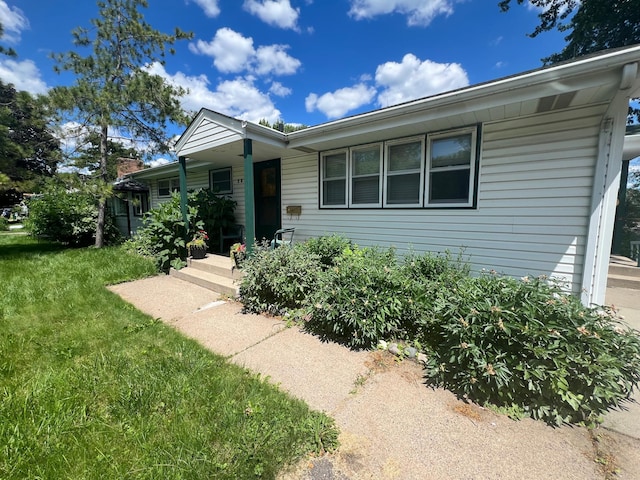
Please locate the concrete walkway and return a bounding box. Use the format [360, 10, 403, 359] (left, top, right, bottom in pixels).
[109, 276, 640, 480]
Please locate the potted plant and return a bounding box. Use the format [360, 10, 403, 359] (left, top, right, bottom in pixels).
[187, 230, 209, 259]
[230, 242, 246, 270]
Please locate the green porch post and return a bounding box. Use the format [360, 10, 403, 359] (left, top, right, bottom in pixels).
[243, 139, 255, 254]
[178, 156, 189, 237]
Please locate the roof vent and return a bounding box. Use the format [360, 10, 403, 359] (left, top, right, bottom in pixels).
[536, 91, 577, 113]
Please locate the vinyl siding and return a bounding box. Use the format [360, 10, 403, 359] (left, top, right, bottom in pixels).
[280, 104, 607, 294]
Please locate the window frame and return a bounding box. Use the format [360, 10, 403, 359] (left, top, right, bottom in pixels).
[157, 177, 180, 197]
[349, 142, 383, 208]
[110, 196, 127, 217]
[132, 192, 149, 217]
[209, 167, 233, 195]
[424, 127, 478, 208]
[320, 149, 348, 208]
[383, 136, 425, 208]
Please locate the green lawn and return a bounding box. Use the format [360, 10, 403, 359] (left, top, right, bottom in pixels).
[0, 234, 337, 479]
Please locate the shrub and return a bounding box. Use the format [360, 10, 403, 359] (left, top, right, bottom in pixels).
[300, 235, 353, 269]
[0, 216, 8, 231]
[128, 193, 203, 272]
[403, 249, 469, 287]
[304, 246, 423, 349]
[191, 189, 237, 251]
[25, 183, 121, 246]
[419, 273, 640, 426]
[239, 244, 323, 315]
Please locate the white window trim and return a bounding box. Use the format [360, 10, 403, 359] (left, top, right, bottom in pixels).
[209, 167, 233, 195]
[158, 178, 180, 197]
[425, 127, 477, 208]
[349, 143, 383, 208]
[320, 149, 348, 208]
[132, 192, 148, 217]
[383, 136, 425, 208]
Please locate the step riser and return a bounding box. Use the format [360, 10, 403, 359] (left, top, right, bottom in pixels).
[188, 259, 235, 279]
[608, 265, 640, 278]
[171, 269, 239, 297]
[608, 276, 640, 290]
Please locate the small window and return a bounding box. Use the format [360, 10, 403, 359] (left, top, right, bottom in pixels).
[132, 193, 148, 217]
[210, 167, 233, 194]
[384, 137, 424, 207]
[350, 144, 382, 207]
[110, 197, 127, 216]
[321, 150, 347, 207]
[426, 128, 476, 207]
[158, 178, 180, 197]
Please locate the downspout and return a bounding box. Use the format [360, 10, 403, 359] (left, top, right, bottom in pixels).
[581, 62, 639, 306]
[243, 138, 255, 254]
[178, 156, 189, 238]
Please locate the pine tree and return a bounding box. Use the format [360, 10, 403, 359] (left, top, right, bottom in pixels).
[50, 0, 192, 247]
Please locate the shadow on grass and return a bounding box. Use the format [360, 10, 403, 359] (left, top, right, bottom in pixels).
[0, 238, 68, 259]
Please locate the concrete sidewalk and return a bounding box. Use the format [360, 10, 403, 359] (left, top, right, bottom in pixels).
[109, 276, 640, 480]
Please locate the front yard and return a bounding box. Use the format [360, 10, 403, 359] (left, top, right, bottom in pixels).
[0, 233, 336, 479]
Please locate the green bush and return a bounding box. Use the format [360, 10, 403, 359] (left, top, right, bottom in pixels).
[300, 234, 352, 269]
[304, 246, 422, 349]
[0, 217, 8, 231]
[419, 273, 640, 426]
[191, 189, 237, 251]
[239, 244, 323, 315]
[403, 249, 469, 287]
[25, 183, 121, 246]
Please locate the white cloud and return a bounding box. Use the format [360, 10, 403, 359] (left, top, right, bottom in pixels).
[187, 0, 220, 17]
[148, 157, 172, 168]
[348, 0, 455, 26]
[243, 0, 300, 30]
[269, 81, 292, 97]
[0, 58, 48, 94]
[305, 83, 376, 119]
[255, 45, 301, 75]
[145, 62, 282, 123]
[189, 28, 301, 76]
[375, 53, 468, 107]
[0, 1, 29, 43]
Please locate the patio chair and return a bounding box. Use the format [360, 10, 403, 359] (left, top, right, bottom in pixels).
[271, 227, 295, 249]
[219, 224, 244, 253]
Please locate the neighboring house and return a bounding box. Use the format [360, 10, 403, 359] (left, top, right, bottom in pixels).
[127, 45, 640, 306]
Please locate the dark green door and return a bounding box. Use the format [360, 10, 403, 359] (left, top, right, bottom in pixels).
[253, 159, 281, 242]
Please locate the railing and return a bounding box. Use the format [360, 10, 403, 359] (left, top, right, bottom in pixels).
[631, 241, 640, 267]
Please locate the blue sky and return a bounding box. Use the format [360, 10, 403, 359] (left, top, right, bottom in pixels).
[0, 0, 570, 159]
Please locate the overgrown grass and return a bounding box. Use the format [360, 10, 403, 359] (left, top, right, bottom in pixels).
[0, 234, 337, 479]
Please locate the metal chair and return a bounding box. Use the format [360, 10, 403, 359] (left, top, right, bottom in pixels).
[271, 227, 295, 249]
[219, 224, 244, 253]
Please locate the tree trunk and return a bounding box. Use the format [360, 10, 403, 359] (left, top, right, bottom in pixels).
[94, 123, 109, 248]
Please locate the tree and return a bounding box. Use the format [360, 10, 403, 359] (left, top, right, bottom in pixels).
[0, 80, 61, 205]
[50, 0, 192, 247]
[0, 23, 18, 57]
[71, 131, 140, 182]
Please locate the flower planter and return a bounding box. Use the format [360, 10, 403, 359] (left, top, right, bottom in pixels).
[189, 245, 207, 259]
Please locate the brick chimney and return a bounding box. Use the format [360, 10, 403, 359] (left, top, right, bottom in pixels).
[116, 157, 144, 178]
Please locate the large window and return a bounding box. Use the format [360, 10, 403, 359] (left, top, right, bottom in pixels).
[426, 128, 477, 207]
[210, 167, 233, 194]
[319, 126, 479, 209]
[158, 178, 180, 197]
[384, 137, 424, 207]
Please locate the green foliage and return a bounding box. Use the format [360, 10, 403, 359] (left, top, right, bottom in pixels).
[0, 235, 338, 479]
[128, 192, 202, 272]
[129, 189, 235, 272]
[419, 273, 640, 426]
[25, 182, 121, 246]
[301, 234, 353, 269]
[304, 246, 422, 349]
[0, 217, 8, 231]
[403, 249, 470, 287]
[239, 244, 323, 316]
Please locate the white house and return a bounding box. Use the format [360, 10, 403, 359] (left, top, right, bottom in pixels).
[128, 45, 640, 306]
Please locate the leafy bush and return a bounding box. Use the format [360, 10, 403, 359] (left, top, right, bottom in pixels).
[25, 183, 121, 246]
[0, 216, 8, 231]
[419, 273, 640, 426]
[239, 244, 323, 315]
[191, 189, 237, 251]
[300, 234, 352, 269]
[128, 193, 203, 272]
[304, 246, 423, 349]
[403, 249, 469, 287]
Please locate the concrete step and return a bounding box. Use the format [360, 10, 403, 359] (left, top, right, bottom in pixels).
[187, 254, 243, 280]
[608, 264, 640, 278]
[607, 273, 640, 290]
[170, 266, 240, 297]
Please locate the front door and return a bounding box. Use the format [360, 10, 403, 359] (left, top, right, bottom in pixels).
[253, 159, 281, 242]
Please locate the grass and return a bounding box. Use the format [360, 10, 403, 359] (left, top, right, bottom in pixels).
[0, 234, 338, 479]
